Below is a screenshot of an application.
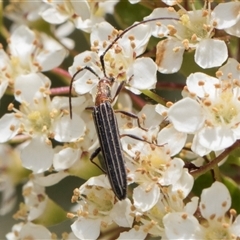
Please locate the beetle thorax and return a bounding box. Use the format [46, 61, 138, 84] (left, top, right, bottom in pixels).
[95, 78, 113, 106]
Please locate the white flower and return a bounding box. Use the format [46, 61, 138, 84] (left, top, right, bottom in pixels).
[163, 181, 240, 240]
[0, 76, 86, 173]
[212, 2, 240, 37]
[69, 21, 156, 100]
[155, 103, 187, 155]
[41, 0, 104, 32]
[31, 171, 69, 187]
[18, 181, 48, 221]
[70, 175, 133, 240]
[6, 222, 52, 240]
[144, 5, 228, 72]
[0, 145, 18, 215]
[121, 128, 193, 208]
[168, 58, 240, 155]
[117, 227, 147, 240]
[128, 187, 198, 238]
[4, 1, 47, 24]
[0, 25, 67, 99]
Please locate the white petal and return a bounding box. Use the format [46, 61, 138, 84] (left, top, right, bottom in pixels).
[129, 58, 157, 90]
[68, 51, 101, 94]
[144, 8, 179, 37]
[200, 181, 231, 220]
[51, 95, 87, 114]
[32, 171, 69, 186]
[71, 218, 101, 240]
[119, 23, 152, 56]
[21, 137, 54, 173]
[117, 228, 147, 240]
[218, 58, 240, 80]
[195, 39, 228, 68]
[163, 212, 200, 239]
[15, 73, 51, 103]
[54, 113, 85, 142]
[53, 147, 81, 171]
[0, 114, 19, 143]
[128, 0, 141, 3]
[231, 215, 240, 236]
[36, 47, 67, 71]
[186, 72, 219, 98]
[9, 25, 35, 58]
[90, 22, 114, 52]
[171, 168, 194, 198]
[198, 126, 235, 151]
[184, 197, 199, 215]
[155, 38, 184, 73]
[157, 125, 187, 156]
[0, 176, 16, 215]
[138, 104, 164, 128]
[71, 0, 90, 21]
[212, 2, 240, 29]
[160, 158, 184, 186]
[155, 104, 168, 115]
[191, 134, 212, 157]
[161, 0, 178, 6]
[82, 175, 111, 189]
[133, 183, 160, 212]
[168, 98, 205, 133]
[20, 222, 51, 239]
[225, 20, 240, 37]
[41, 8, 68, 24]
[110, 199, 134, 228]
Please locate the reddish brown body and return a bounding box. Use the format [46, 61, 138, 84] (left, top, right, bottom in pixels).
[95, 79, 113, 106]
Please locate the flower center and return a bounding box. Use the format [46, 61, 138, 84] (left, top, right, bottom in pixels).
[204, 224, 231, 240]
[180, 13, 209, 42]
[210, 91, 238, 125]
[27, 110, 51, 133]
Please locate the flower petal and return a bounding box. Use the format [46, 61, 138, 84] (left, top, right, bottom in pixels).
[198, 126, 235, 151]
[195, 39, 228, 68]
[129, 58, 157, 90]
[0, 114, 19, 143]
[21, 137, 54, 173]
[110, 199, 134, 228]
[212, 2, 240, 29]
[53, 113, 85, 142]
[71, 218, 101, 240]
[155, 38, 184, 73]
[200, 181, 231, 220]
[168, 98, 205, 133]
[133, 183, 160, 212]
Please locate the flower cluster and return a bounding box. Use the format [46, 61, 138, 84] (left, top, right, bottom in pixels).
[0, 1, 240, 240]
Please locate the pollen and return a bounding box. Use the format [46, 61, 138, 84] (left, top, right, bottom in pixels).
[27, 110, 51, 133]
[84, 56, 91, 63]
[210, 91, 237, 125]
[222, 201, 227, 207]
[210, 214, 216, 220]
[181, 213, 188, 219]
[8, 103, 14, 111]
[128, 35, 135, 41]
[10, 125, 15, 131]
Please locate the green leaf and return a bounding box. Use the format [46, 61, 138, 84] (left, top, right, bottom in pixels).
[192, 171, 213, 197]
[34, 198, 68, 226]
[68, 153, 102, 180]
[227, 148, 240, 166]
[114, 0, 151, 29]
[180, 51, 218, 77]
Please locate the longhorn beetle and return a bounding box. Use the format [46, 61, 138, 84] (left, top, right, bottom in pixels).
[69, 17, 179, 200]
